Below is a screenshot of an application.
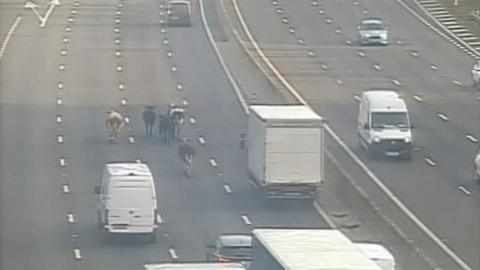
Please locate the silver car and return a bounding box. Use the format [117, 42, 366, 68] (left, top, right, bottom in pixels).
[357, 18, 388, 45]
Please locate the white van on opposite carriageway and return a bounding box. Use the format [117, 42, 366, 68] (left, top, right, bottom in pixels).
[95, 162, 159, 242]
[357, 90, 413, 160]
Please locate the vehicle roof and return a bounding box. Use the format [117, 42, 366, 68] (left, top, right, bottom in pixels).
[105, 162, 152, 177]
[252, 229, 381, 270]
[169, 0, 190, 4]
[354, 243, 394, 261]
[362, 90, 407, 112]
[144, 263, 246, 270]
[249, 105, 323, 121]
[218, 235, 252, 247]
[361, 17, 384, 23]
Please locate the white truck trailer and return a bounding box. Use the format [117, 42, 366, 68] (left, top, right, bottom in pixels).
[247, 105, 324, 199]
[250, 229, 383, 270]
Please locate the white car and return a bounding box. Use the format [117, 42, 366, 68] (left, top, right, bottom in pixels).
[357, 18, 389, 46]
[475, 150, 480, 182]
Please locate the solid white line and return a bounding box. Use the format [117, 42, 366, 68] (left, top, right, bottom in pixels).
[465, 134, 478, 143]
[234, 0, 473, 268]
[156, 213, 163, 224]
[241, 215, 252, 225]
[458, 186, 471, 195]
[168, 248, 178, 260]
[313, 201, 336, 228]
[199, 0, 249, 112]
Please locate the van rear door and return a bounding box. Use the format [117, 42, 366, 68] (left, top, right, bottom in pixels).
[108, 186, 155, 229]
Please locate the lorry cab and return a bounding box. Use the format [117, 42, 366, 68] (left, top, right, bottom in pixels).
[95, 162, 158, 242]
[166, 0, 191, 26]
[358, 90, 412, 159]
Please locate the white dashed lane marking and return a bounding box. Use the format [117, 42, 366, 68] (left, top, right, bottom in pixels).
[73, 248, 82, 260]
[209, 158, 217, 167]
[241, 215, 252, 225]
[437, 113, 449, 121]
[169, 248, 178, 260]
[62, 184, 70, 194]
[458, 186, 472, 196]
[425, 158, 436, 166]
[465, 134, 478, 143]
[223, 184, 232, 194]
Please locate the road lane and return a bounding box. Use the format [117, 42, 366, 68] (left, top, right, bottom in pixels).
[235, 0, 479, 268]
[0, 8, 76, 270]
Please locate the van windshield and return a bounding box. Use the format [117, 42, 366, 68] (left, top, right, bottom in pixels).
[109, 186, 154, 208]
[171, 3, 189, 15]
[371, 112, 409, 129]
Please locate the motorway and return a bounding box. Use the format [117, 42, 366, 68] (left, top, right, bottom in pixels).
[0, 0, 327, 269]
[233, 0, 480, 269]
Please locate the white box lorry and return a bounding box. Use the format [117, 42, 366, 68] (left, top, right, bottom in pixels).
[250, 229, 383, 270]
[247, 105, 324, 199]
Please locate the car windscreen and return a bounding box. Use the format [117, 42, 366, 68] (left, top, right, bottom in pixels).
[108, 186, 154, 208]
[171, 3, 189, 15]
[361, 22, 385, 30]
[371, 112, 409, 129]
[220, 246, 252, 258]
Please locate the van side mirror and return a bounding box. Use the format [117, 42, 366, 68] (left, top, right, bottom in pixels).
[94, 185, 101, 195]
[363, 123, 369, 130]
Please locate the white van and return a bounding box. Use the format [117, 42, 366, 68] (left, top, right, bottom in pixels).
[166, 0, 191, 26]
[95, 162, 158, 242]
[475, 150, 480, 182]
[358, 90, 412, 159]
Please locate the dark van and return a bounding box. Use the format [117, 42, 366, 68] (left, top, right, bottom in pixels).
[167, 0, 191, 26]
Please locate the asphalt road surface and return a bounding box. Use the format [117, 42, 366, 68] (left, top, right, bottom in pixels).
[0, 0, 327, 269]
[235, 0, 479, 268]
